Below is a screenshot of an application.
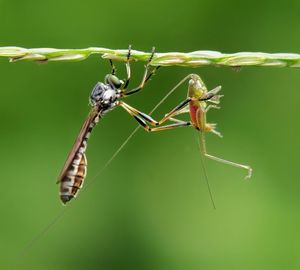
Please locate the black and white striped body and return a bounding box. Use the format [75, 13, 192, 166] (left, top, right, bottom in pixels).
[58, 77, 122, 204]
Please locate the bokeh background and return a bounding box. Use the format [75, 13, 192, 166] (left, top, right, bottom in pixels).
[1, 0, 300, 269]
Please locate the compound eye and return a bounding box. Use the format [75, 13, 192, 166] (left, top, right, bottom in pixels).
[90, 82, 105, 105]
[106, 74, 122, 88]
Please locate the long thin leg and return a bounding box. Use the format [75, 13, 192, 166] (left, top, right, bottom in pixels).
[124, 47, 160, 96]
[122, 45, 132, 90]
[156, 98, 191, 125]
[200, 132, 252, 179]
[137, 118, 191, 132]
[205, 105, 220, 113]
[119, 101, 159, 125]
[119, 98, 191, 128]
[172, 105, 190, 117]
[118, 101, 191, 131]
[168, 117, 189, 124]
[109, 59, 116, 75]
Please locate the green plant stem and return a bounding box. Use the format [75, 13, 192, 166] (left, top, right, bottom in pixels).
[1, 46, 300, 68]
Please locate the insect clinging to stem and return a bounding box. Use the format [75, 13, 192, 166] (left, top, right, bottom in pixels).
[57, 46, 160, 204]
[57, 45, 252, 205]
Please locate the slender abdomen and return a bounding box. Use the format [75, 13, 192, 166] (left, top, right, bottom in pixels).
[58, 109, 100, 204]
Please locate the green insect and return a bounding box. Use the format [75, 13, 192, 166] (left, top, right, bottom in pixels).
[120, 73, 252, 177]
[119, 73, 252, 208]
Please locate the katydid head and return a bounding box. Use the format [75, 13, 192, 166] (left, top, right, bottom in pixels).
[188, 74, 208, 99]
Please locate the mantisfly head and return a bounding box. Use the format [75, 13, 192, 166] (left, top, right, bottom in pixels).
[89, 81, 120, 108]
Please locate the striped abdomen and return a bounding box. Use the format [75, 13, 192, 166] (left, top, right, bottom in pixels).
[58, 108, 101, 204]
[59, 137, 89, 204]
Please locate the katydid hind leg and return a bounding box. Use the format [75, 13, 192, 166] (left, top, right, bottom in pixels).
[196, 132, 217, 209]
[200, 132, 252, 179]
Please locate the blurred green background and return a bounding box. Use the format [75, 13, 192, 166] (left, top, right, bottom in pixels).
[1, 0, 300, 269]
